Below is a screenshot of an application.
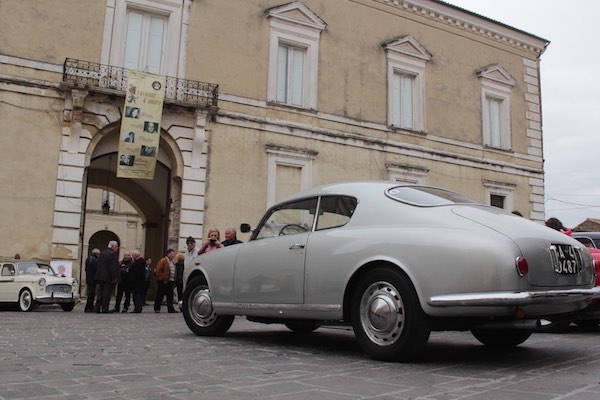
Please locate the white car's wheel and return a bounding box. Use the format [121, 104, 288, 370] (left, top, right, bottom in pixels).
[61, 302, 75, 312]
[18, 289, 35, 312]
[351, 267, 430, 362]
[183, 276, 234, 336]
[471, 329, 533, 347]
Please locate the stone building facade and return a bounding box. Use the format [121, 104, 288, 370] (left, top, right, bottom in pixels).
[0, 0, 549, 287]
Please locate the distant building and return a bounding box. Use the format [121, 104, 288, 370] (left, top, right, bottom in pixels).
[0, 0, 549, 284]
[574, 219, 600, 232]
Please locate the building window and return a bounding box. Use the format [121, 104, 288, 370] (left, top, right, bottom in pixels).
[477, 65, 516, 150]
[490, 194, 505, 209]
[483, 180, 516, 211]
[391, 72, 416, 129]
[101, 0, 188, 77]
[265, 144, 318, 208]
[266, 2, 326, 110]
[276, 43, 306, 106]
[383, 35, 431, 132]
[124, 10, 166, 74]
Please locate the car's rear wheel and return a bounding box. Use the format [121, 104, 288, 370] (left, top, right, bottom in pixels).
[351, 267, 430, 362]
[183, 276, 234, 336]
[471, 328, 533, 347]
[60, 302, 75, 312]
[284, 321, 320, 333]
[18, 289, 35, 312]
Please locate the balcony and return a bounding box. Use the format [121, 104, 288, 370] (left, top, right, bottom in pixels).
[62, 58, 218, 109]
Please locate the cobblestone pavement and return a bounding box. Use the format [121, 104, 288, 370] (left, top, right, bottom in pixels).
[1, 302, 599, 400]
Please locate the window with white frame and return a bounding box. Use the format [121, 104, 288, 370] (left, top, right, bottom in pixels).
[266, 2, 326, 110]
[383, 36, 431, 132]
[276, 43, 306, 106]
[265, 145, 317, 208]
[483, 180, 516, 211]
[477, 65, 516, 150]
[123, 10, 166, 74]
[101, 0, 187, 77]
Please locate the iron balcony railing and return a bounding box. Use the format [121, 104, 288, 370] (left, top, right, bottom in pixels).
[62, 58, 218, 108]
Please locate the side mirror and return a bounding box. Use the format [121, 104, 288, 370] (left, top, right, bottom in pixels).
[240, 223, 252, 233]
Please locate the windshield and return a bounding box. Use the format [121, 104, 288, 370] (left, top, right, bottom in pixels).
[17, 262, 58, 276]
[386, 186, 477, 206]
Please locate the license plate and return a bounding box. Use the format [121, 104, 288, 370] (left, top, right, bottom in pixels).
[551, 244, 581, 275]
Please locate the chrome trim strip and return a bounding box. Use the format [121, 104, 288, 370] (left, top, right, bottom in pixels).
[213, 302, 341, 312]
[428, 287, 600, 307]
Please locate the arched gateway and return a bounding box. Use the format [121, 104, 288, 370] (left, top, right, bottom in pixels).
[52, 86, 214, 293]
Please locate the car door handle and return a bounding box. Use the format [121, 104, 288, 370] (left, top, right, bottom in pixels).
[289, 243, 305, 249]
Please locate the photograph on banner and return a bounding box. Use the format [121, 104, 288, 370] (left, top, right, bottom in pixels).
[117, 70, 165, 180]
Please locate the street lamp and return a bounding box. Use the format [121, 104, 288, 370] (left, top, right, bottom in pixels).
[102, 155, 112, 215]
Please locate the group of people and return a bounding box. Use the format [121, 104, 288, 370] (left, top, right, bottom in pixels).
[84, 227, 243, 314]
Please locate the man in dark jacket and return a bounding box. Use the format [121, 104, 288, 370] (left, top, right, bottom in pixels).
[84, 248, 101, 313]
[112, 252, 132, 313]
[93, 240, 119, 313]
[128, 250, 146, 313]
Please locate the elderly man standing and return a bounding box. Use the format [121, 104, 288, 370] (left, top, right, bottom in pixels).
[94, 240, 119, 313]
[221, 227, 243, 246]
[153, 249, 177, 313]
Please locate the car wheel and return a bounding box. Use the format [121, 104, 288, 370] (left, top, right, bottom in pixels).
[471, 329, 533, 347]
[351, 267, 430, 362]
[60, 302, 75, 312]
[284, 321, 320, 333]
[183, 276, 234, 336]
[573, 320, 600, 329]
[18, 289, 35, 312]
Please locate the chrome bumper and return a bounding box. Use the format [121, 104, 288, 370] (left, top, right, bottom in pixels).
[36, 293, 80, 304]
[428, 287, 600, 307]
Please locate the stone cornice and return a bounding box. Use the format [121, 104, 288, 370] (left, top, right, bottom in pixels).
[379, 0, 549, 56]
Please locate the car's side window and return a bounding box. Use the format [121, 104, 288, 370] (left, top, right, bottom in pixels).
[316, 196, 358, 231]
[256, 198, 318, 239]
[575, 237, 594, 248]
[1, 264, 15, 276]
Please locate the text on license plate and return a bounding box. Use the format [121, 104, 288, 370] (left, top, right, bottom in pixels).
[550, 244, 581, 275]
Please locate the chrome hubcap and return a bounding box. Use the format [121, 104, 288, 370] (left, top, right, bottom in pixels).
[360, 281, 405, 346]
[189, 287, 216, 327]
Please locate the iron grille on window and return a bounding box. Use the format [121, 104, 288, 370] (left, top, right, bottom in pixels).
[63, 58, 218, 108]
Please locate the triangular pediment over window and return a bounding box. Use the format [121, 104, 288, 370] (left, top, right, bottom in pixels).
[476, 64, 516, 86]
[382, 35, 432, 61]
[265, 1, 326, 31]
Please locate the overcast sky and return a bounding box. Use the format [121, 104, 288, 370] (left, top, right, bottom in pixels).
[445, 0, 600, 228]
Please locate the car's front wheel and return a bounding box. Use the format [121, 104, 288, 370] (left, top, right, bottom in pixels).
[60, 302, 75, 312]
[351, 267, 430, 362]
[471, 328, 533, 347]
[183, 276, 234, 336]
[18, 289, 35, 312]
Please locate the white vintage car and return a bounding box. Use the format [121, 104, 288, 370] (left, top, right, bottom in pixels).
[0, 259, 79, 311]
[182, 182, 600, 361]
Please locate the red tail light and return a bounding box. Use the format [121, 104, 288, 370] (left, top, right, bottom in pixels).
[515, 257, 529, 276]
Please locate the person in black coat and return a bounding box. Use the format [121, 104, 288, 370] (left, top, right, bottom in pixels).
[84, 248, 101, 313]
[93, 240, 119, 313]
[128, 250, 146, 313]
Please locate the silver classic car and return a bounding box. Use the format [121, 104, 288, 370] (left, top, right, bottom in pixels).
[0, 259, 79, 312]
[182, 182, 600, 361]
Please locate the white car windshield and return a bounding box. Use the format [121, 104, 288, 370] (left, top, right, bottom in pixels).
[386, 186, 477, 206]
[17, 262, 58, 276]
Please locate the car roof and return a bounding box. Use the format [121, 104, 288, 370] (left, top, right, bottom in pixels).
[279, 181, 458, 203]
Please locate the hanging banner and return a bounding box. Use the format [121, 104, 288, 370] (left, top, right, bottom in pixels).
[117, 70, 166, 179]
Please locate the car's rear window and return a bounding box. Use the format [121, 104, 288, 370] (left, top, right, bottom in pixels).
[386, 186, 476, 206]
